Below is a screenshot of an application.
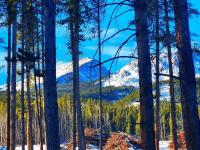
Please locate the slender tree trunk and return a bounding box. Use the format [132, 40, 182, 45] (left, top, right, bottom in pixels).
[155, 0, 160, 149]
[173, 0, 200, 149]
[34, 73, 43, 150]
[41, 1, 46, 145]
[26, 6, 35, 147]
[69, 5, 77, 149]
[6, 4, 11, 149]
[21, 63, 25, 150]
[35, 4, 43, 148]
[135, 0, 155, 149]
[41, 0, 45, 76]
[97, 0, 103, 149]
[44, 0, 60, 149]
[163, 0, 178, 149]
[21, 0, 26, 149]
[26, 70, 33, 150]
[38, 76, 43, 150]
[10, 7, 17, 150]
[73, 0, 86, 149]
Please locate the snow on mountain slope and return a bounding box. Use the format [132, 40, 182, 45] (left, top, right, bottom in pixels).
[103, 51, 200, 87]
[102, 60, 139, 87]
[56, 58, 94, 78]
[56, 57, 109, 84]
[102, 51, 200, 100]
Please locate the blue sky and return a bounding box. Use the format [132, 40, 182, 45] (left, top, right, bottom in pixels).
[56, 0, 200, 67]
[0, 0, 200, 85]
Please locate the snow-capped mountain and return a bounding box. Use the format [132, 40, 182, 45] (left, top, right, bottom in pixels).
[102, 51, 200, 100]
[102, 51, 200, 88]
[102, 60, 139, 87]
[56, 57, 109, 84]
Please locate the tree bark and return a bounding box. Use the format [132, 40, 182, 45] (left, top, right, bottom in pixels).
[41, 1, 46, 145]
[6, 3, 11, 149]
[155, 0, 160, 149]
[163, 0, 178, 149]
[173, 0, 200, 149]
[10, 7, 17, 150]
[44, 0, 60, 149]
[135, 0, 155, 149]
[34, 68, 43, 150]
[71, 0, 86, 149]
[26, 70, 33, 150]
[21, 0, 26, 149]
[69, 5, 77, 149]
[97, 0, 103, 149]
[21, 63, 25, 150]
[35, 3, 43, 149]
[38, 76, 44, 150]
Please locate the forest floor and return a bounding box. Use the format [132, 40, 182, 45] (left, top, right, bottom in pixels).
[0, 141, 170, 150]
[11, 142, 169, 150]
[0, 128, 172, 150]
[63, 128, 171, 150]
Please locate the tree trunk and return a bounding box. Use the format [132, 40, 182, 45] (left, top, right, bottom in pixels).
[135, 0, 155, 149]
[21, 0, 26, 149]
[155, 0, 160, 149]
[34, 71, 43, 150]
[163, 0, 178, 149]
[26, 70, 33, 150]
[21, 63, 25, 150]
[6, 3, 11, 149]
[97, 0, 103, 149]
[173, 0, 200, 149]
[35, 3, 43, 148]
[73, 0, 86, 149]
[41, 1, 46, 145]
[44, 0, 60, 149]
[38, 76, 44, 150]
[69, 6, 77, 149]
[10, 7, 17, 150]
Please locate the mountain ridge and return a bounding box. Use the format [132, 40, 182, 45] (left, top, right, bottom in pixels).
[1, 52, 200, 96]
[102, 51, 200, 87]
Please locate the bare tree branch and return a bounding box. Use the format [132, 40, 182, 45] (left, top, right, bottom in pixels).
[92, 55, 138, 68]
[101, 28, 135, 45]
[154, 73, 180, 80]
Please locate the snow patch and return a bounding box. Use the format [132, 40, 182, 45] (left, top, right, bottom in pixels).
[159, 141, 170, 150]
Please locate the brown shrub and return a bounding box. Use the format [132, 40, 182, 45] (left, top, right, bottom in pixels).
[103, 132, 141, 150]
